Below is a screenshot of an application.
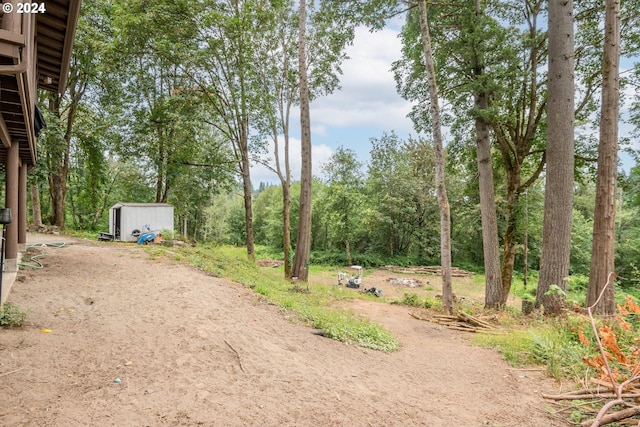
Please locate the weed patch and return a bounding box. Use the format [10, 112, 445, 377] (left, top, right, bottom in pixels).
[0, 302, 29, 327]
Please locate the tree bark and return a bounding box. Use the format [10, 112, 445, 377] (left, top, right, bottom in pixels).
[471, 0, 502, 309]
[282, 182, 292, 278]
[30, 180, 42, 227]
[240, 119, 255, 262]
[476, 93, 503, 309]
[46, 94, 69, 228]
[586, 0, 620, 315]
[499, 166, 521, 305]
[535, 0, 575, 315]
[418, 0, 453, 315]
[291, 0, 312, 282]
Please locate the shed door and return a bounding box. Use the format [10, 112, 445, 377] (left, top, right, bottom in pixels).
[113, 207, 122, 240]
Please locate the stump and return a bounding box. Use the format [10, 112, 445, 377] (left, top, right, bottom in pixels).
[522, 300, 535, 315]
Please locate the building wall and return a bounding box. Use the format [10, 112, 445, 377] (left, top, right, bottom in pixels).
[109, 204, 174, 242]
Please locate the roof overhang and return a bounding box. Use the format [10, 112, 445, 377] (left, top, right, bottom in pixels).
[37, 0, 83, 93]
[0, 0, 81, 166]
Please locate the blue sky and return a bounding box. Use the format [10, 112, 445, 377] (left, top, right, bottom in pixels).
[250, 22, 640, 185]
[251, 25, 414, 185]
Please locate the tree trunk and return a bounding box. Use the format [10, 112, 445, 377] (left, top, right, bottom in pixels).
[291, 0, 312, 282]
[418, 0, 453, 315]
[273, 97, 292, 278]
[46, 94, 70, 229]
[500, 168, 521, 305]
[45, 72, 85, 229]
[156, 127, 165, 203]
[476, 93, 503, 309]
[182, 216, 188, 239]
[282, 182, 292, 278]
[472, 0, 502, 309]
[30, 180, 42, 227]
[535, 0, 575, 315]
[345, 239, 352, 266]
[586, 0, 620, 315]
[240, 129, 255, 262]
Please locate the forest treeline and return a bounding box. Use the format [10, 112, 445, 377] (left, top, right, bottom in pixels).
[22, 0, 640, 312]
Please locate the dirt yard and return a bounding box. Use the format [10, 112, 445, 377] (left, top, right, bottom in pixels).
[0, 234, 569, 426]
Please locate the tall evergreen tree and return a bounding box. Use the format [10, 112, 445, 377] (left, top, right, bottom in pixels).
[586, 0, 621, 315]
[535, 0, 576, 315]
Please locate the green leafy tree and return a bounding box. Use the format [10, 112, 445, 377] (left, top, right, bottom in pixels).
[252, 0, 355, 276]
[366, 132, 438, 260]
[66, 107, 119, 230]
[416, 0, 453, 313]
[321, 147, 367, 265]
[39, 0, 115, 228]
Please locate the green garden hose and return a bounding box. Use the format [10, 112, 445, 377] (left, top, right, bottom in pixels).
[18, 242, 67, 269]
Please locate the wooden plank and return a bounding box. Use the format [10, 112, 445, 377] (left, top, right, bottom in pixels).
[0, 29, 25, 46]
[0, 112, 12, 148]
[57, 0, 80, 93]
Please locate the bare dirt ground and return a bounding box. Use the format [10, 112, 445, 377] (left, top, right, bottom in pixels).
[0, 234, 570, 426]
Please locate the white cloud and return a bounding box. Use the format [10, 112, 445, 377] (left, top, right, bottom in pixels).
[251, 24, 415, 186]
[311, 26, 415, 136]
[251, 136, 334, 185]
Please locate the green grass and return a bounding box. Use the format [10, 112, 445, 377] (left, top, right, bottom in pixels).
[474, 315, 621, 382]
[393, 292, 441, 310]
[155, 243, 399, 352]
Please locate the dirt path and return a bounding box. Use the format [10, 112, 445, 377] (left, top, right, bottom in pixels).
[0, 235, 568, 426]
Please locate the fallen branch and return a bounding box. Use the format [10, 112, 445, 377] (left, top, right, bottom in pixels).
[409, 312, 426, 321]
[584, 272, 640, 427]
[458, 311, 497, 329]
[581, 406, 640, 427]
[543, 392, 640, 401]
[409, 310, 497, 333]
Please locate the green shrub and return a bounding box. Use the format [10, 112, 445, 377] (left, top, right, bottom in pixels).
[0, 302, 29, 327]
[394, 292, 438, 310]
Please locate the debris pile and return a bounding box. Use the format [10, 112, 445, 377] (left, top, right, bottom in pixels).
[386, 277, 423, 287]
[382, 265, 471, 277]
[257, 258, 284, 268]
[409, 310, 498, 333]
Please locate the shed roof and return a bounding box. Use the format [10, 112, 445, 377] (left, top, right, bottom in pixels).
[111, 203, 173, 209]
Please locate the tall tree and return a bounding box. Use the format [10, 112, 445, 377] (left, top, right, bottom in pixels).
[469, 0, 502, 308]
[40, 0, 113, 228]
[439, 0, 548, 306]
[292, 0, 313, 281]
[491, 0, 548, 305]
[586, 0, 621, 315]
[183, 0, 273, 261]
[417, 0, 453, 314]
[535, 0, 575, 315]
[366, 132, 438, 259]
[253, 2, 297, 277]
[322, 147, 365, 265]
[253, 0, 353, 277]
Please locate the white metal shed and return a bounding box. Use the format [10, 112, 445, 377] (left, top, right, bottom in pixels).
[109, 203, 174, 242]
